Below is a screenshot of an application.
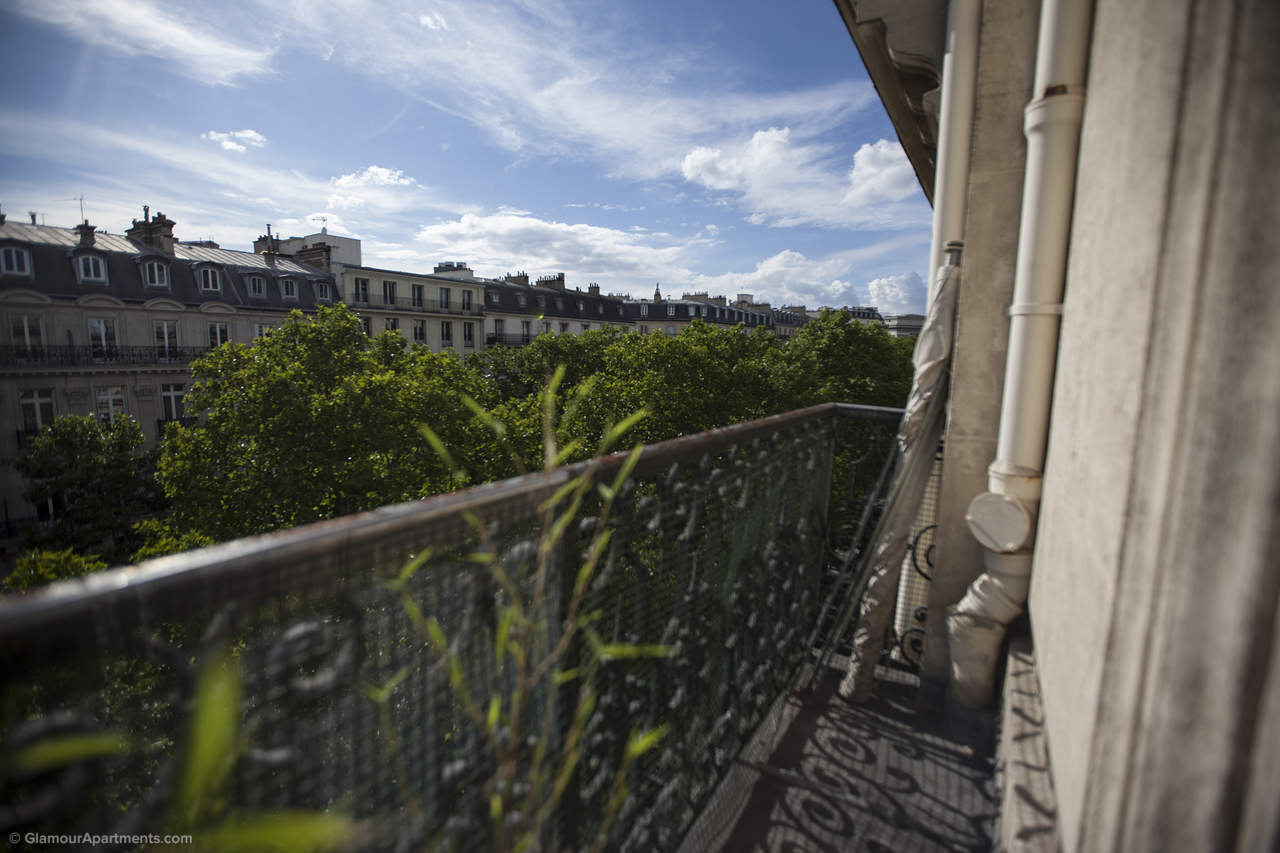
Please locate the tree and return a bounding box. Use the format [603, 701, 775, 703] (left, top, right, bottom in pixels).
[783, 310, 915, 408]
[157, 305, 490, 541]
[13, 414, 163, 563]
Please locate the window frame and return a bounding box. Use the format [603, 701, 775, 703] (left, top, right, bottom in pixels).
[439, 287, 451, 311]
[143, 260, 169, 288]
[87, 316, 118, 355]
[160, 383, 186, 422]
[413, 319, 426, 342]
[78, 254, 107, 284]
[20, 388, 55, 433]
[463, 321, 474, 347]
[314, 281, 331, 301]
[281, 279, 299, 301]
[462, 290, 473, 311]
[11, 313, 44, 355]
[383, 280, 397, 306]
[1, 246, 32, 276]
[207, 321, 231, 348]
[440, 320, 453, 346]
[353, 277, 370, 303]
[94, 384, 127, 424]
[198, 267, 222, 293]
[154, 319, 179, 357]
[412, 283, 424, 308]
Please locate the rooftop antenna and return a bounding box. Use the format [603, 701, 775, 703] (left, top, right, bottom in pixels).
[70, 195, 85, 221]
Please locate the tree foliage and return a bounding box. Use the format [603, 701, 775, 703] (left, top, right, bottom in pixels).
[3, 547, 108, 592]
[13, 414, 163, 562]
[142, 304, 914, 544]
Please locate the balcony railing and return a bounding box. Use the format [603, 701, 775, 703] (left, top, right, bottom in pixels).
[0, 345, 210, 368]
[487, 333, 535, 347]
[0, 402, 900, 852]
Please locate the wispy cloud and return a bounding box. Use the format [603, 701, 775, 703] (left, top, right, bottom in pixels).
[12, 0, 274, 85]
[682, 130, 928, 229]
[202, 129, 268, 152]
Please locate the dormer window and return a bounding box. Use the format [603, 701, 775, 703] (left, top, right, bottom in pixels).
[281, 279, 298, 300]
[2, 247, 32, 276]
[315, 282, 331, 301]
[577, 300, 585, 312]
[640, 303, 649, 318]
[666, 304, 675, 317]
[247, 275, 265, 298]
[199, 267, 221, 293]
[597, 304, 604, 315]
[487, 290, 500, 305]
[554, 298, 563, 311]
[78, 254, 107, 283]
[516, 293, 527, 308]
[143, 260, 168, 287]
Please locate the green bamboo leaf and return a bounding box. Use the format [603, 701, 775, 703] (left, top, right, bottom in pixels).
[486, 695, 501, 732]
[176, 649, 242, 825]
[194, 811, 352, 852]
[625, 725, 669, 761]
[603, 410, 649, 449]
[418, 423, 458, 473]
[598, 644, 673, 661]
[10, 732, 131, 774]
[385, 548, 434, 592]
[552, 667, 581, 685]
[424, 616, 449, 653]
[495, 608, 514, 666]
[551, 438, 584, 467]
[364, 667, 410, 705]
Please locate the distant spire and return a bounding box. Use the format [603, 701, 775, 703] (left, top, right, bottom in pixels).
[654, 283, 662, 302]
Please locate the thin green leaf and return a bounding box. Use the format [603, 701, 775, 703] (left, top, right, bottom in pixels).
[10, 732, 131, 774]
[486, 695, 501, 732]
[625, 725, 669, 761]
[194, 811, 353, 852]
[176, 649, 242, 825]
[364, 667, 410, 705]
[603, 410, 649, 449]
[598, 643, 673, 661]
[419, 423, 458, 473]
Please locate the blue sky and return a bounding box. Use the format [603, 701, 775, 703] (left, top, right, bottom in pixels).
[0, 0, 932, 314]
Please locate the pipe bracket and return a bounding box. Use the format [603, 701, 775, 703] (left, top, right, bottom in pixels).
[1007, 302, 1064, 317]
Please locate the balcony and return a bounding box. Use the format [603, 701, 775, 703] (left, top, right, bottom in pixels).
[0, 345, 210, 369]
[0, 403, 993, 851]
[487, 332, 535, 347]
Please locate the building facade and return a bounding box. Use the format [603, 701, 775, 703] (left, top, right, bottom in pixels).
[341, 262, 484, 353]
[0, 210, 335, 527]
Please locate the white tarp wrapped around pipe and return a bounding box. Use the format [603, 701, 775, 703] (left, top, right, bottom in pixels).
[841, 247, 961, 702]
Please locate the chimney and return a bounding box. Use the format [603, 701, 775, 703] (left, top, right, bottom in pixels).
[504, 270, 529, 286]
[588, 282, 600, 296]
[126, 207, 176, 254]
[536, 272, 566, 291]
[254, 224, 283, 256]
[29, 212, 37, 225]
[294, 242, 331, 272]
[75, 220, 96, 247]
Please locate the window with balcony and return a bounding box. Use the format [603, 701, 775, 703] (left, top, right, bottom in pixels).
[208, 322, 230, 347]
[2, 247, 31, 276]
[413, 319, 425, 342]
[521, 320, 531, 342]
[78, 254, 107, 283]
[20, 388, 55, 434]
[462, 291, 473, 312]
[441, 321, 453, 346]
[161, 384, 185, 421]
[95, 385, 126, 423]
[439, 288, 451, 310]
[412, 284, 424, 307]
[354, 278, 370, 303]
[199, 267, 221, 293]
[11, 314, 43, 356]
[88, 317, 117, 356]
[494, 319, 505, 336]
[385, 317, 399, 332]
[154, 320, 179, 357]
[143, 260, 168, 288]
[383, 280, 397, 305]
[463, 321, 474, 347]
[281, 279, 298, 300]
[247, 275, 265, 298]
[315, 282, 331, 301]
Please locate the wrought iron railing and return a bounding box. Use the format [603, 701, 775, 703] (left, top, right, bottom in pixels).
[0, 403, 900, 852]
[0, 345, 210, 368]
[486, 333, 535, 347]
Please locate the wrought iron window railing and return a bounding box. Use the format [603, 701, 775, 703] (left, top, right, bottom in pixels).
[486, 333, 535, 347]
[0, 345, 210, 368]
[0, 403, 900, 852]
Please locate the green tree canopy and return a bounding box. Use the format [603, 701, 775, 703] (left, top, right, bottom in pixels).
[13, 414, 163, 563]
[157, 305, 490, 541]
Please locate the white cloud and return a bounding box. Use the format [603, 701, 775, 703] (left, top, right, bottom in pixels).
[418, 11, 449, 30]
[866, 272, 927, 315]
[12, 0, 273, 85]
[844, 139, 919, 207]
[682, 130, 929, 230]
[202, 129, 268, 152]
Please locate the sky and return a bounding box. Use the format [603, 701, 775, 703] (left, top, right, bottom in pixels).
[0, 0, 932, 315]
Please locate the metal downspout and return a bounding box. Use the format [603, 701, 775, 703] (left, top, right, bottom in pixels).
[928, 0, 982, 300]
[946, 0, 1094, 708]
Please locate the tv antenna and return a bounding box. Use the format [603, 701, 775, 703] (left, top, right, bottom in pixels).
[69, 195, 85, 221]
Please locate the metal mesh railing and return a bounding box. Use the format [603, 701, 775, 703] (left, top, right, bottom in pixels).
[0, 402, 899, 852]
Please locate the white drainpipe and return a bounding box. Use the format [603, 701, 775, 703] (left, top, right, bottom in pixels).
[946, 0, 1094, 708]
[927, 0, 981, 301]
